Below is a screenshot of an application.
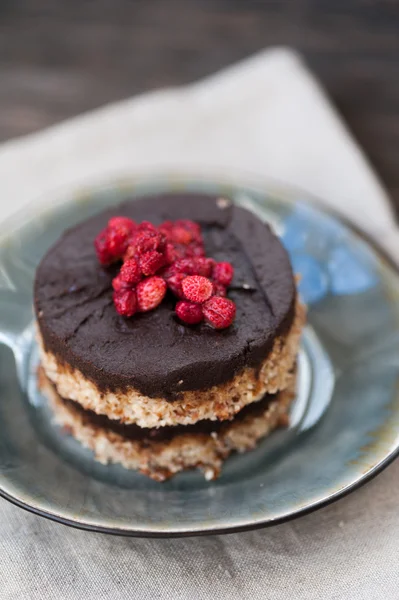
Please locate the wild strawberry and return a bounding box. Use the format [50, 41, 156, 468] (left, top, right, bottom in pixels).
[203, 296, 236, 329]
[134, 230, 165, 255]
[120, 258, 141, 285]
[107, 226, 131, 260]
[136, 276, 167, 312]
[186, 243, 206, 258]
[174, 257, 214, 277]
[96, 216, 235, 326]
[95, 228, 114, 265]
[159, 221, 174, 240]
[133, 231, 156, 255]
[166, 273, 186, 299]
[213, 262, 234, 286]
[173, 244, 191, 260]
[137, 221, 158, 233]
[173, 258, 196, 274]
[175, 220, 202, 241]
[108, 216, 136, 231]
[94, 225, 131, 264]
[123, 244, 138, 262]
[182, 275, 214, 304]
[194, 257, 215, 277]
[164, 242, 177, 265]
[175, 301, 203, 325]
[212, 282, 227, 297]
[113, 289, 137, 317]
[139, 250, 165, 276]
[112, 274, 132, 292]
[171, 225, 193, 245]
[159, 264, 178, 279]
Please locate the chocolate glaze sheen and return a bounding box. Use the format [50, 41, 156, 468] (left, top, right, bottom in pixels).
[34, 194, 296, 398]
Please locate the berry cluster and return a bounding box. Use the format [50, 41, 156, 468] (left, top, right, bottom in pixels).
[94, 216, 236, 329]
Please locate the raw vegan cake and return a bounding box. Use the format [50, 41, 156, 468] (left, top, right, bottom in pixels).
[35, 193, 305, 480]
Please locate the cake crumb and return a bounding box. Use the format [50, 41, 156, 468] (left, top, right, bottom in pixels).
[204, 468, 216, 481]
[216, 197, 231, 210]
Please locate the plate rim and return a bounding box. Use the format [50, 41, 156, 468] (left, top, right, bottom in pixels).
[1, 449, 398, 537]
[1, 172, 399, 537]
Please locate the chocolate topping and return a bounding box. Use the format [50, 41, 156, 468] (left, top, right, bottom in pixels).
[34, 194, 296, 397]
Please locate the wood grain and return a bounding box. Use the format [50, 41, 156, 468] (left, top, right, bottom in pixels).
[0, 1, 398, 210]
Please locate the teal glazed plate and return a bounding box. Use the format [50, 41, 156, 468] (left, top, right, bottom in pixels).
[1, 174, 399, 537]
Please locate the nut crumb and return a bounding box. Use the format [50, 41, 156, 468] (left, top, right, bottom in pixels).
[204, 468, 216, 481]
[216, 197, 231, 210]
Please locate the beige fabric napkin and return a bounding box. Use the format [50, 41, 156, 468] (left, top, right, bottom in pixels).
[1, 47, 399, 599]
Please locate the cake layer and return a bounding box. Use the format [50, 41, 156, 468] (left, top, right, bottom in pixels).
[38, 297, 304, 428]
[34, 194, 297, 399]
[39, 369, 296, 481]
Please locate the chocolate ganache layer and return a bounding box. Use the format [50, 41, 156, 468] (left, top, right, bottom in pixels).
[34, 194, 296, 398]
[60, 387, 278, 443]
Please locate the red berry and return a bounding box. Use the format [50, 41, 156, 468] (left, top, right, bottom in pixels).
[164, 242, 177, 264]
[203, 296, 236, 329]
[136, 276, 167, 312]
[123, 244, 138, 262]
[213, 282, 227, 297]
[108, 216, 136, 231]
[175, 301, 203, 325]
[166, 273, 186, 299]
[160, 265, 178, 279]
[186, 243, 206, 258]
[133, 231, 156, 255]
[134, 230, 164, 255]
[139, 250, 165, 276]
[173, 244, 191, 260]
[174, 257, 214, 277]
[213, 262, 234, 286]
[195, 257, 215, 277]
[120, 258, 141, 285]
[138, 221, 157, 233]
[160, 220, 174, 230]
[182, 275, 213, 304]
[94, 225, 131, 264]
[107, 226, 131, 260]
[175, 220, 202, 241]
[95, 228, 114, 265]
[157, 232, 167, 250]
[112, 274, 132, 292]
[171, 225, 193, 245]
[113, 289, 137, 317]
[159, 221, 174, 240]
[95, 215, 236, 326]
[173, 258, 196, 274]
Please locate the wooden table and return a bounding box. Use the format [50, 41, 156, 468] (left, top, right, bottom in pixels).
[1, 1, 398, 209]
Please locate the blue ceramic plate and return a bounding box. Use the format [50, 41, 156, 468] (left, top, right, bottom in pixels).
[1, 175, 399, 537]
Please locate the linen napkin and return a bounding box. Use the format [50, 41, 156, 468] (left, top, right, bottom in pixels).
[1, 47, 399, 600]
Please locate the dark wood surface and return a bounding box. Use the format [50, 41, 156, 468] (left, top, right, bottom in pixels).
[1, 1, 398, 209]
